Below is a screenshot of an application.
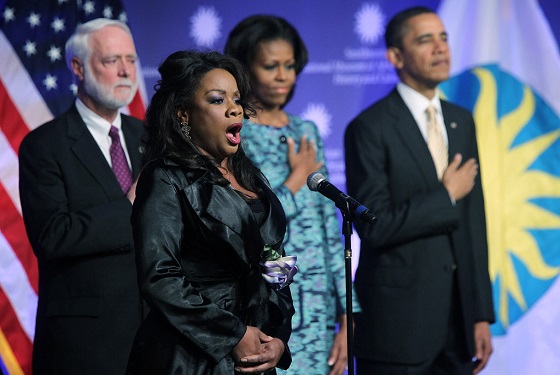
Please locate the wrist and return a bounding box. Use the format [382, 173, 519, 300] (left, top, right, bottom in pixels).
[284, 172, 306, 194]
[441, 184, 457, 205]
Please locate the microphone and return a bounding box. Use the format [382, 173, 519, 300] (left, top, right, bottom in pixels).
[307, 172, 376, 223]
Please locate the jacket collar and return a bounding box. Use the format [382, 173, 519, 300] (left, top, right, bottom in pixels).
[181, 167, 286, 264]
[67, 104, 143, 197]
[389, 89, 459, 184]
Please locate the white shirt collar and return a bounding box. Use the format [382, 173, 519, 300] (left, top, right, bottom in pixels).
[396, 82, 442, 118]
[75, 98, 129, 166]
[396, 82, 447, 144]
[75, 98, 122, 132]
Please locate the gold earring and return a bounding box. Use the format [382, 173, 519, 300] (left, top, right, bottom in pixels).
[180, 122, 191, 140]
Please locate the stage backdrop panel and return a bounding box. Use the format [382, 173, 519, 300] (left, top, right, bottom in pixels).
[122, 2, 560, 374]
[1, 1, 559, 374]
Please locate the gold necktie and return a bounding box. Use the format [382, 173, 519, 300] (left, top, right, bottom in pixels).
[426, 105, 448, 180]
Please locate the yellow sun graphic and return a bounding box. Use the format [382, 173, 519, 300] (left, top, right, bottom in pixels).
[469, 67, 560, 331]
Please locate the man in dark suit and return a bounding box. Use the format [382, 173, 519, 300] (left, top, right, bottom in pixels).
[344, 6, 495, 375]
[19, 18, 145, 375]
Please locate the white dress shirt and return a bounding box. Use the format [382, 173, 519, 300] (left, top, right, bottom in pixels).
[396, 82, 448, 146]
[75, 98, 132, 169]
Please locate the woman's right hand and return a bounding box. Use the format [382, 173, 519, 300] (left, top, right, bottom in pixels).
[284, 136, 323, 194]
[233, 326, 284, 373]
[232, 326, 266, 362]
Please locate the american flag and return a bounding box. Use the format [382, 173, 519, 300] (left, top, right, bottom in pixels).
[0, 1, 146, 374]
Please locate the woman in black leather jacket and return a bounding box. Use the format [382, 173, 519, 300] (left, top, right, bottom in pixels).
[127, 50, 296, 375]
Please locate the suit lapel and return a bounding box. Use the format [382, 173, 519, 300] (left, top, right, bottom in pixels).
[441, 101, 460, 157]
[257, 179, 286, 248]
[389, 90, 439, 183]
[187, 173, 285, 265]
[122, 116, 143, 178]
[206, 183, 252, 236]
[186, 176, 254, 264]
[66, 105, 128, 197]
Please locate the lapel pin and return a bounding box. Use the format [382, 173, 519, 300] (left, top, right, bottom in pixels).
[450, 122, 457, 129]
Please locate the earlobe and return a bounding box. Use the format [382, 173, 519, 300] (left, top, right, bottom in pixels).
[386, 47, 403, 69]
[71, 58, 85, 81]
[177, 110, 188, 124]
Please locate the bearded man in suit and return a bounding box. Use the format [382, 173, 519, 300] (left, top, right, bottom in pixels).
[19, 18, 145, 375]
[344, 6, 495, 375]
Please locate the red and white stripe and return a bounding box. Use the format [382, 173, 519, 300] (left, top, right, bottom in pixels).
[0, 28, 146, 375]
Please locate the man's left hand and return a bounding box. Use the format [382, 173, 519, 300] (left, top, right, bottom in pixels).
[473, 321, 492, 374]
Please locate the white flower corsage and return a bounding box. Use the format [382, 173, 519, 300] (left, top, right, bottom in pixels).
[259, 244, 298, 290]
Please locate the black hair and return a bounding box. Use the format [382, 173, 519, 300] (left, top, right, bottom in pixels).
[224, 14, 308, 106]
[385, 6, 435, 48]
[143, 50, 262, 192]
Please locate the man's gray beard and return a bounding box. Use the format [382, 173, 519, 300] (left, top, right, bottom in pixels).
[83, 67, 138, 110]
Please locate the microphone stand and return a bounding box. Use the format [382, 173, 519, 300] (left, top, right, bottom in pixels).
[341, 207, 355, 375]
[306, 172, 375, 374]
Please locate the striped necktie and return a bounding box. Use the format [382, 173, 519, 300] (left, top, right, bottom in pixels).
[426, 105, 448, 180]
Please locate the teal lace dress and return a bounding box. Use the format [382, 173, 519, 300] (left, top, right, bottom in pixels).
[241, 114, 360, 374]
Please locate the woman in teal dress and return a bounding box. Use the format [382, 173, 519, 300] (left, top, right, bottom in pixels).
[225, 15, 360, 375]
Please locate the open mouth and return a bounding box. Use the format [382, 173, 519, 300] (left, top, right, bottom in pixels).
[226, 123, 243, 146]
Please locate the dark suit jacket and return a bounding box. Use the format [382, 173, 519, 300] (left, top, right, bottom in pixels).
[344, 89, 495, 364]
[18, 104, 146, 375]
[126, 159, 294, 375]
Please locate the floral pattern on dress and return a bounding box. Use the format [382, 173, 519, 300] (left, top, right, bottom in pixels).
[241, 114, 360, 375]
